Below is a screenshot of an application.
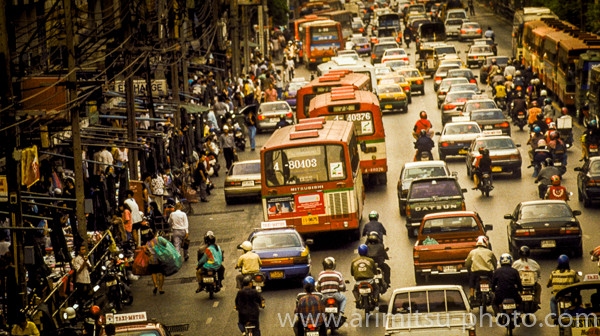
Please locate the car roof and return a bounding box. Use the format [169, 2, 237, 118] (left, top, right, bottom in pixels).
[403, 160, 447, 169]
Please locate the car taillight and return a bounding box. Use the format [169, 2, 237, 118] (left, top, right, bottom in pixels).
[561, 227, 580, 234]
[476, 29, 482, 33]
[515, 229, 535, 236]
[443, 104, 456, 110]
[416, 79, 422, 84]
[258, 115, 266, 120]
[286, 112, 293, 118]
[461, 30, 466, 34]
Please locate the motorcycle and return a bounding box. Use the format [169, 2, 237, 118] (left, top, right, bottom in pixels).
[515, 110, 527, 131]
[473, 275, 493, 312]
[199, 268, 220, 299]
[497, 298, 520, 336]
[519, 270, 539, 324]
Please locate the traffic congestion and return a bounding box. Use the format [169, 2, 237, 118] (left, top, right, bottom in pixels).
[18, 1, 600, 336]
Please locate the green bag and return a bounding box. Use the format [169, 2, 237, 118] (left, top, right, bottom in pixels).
[153, 236, 183, 276]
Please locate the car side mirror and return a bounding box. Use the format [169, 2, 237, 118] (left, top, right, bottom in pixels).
[515, 144, 521, 147]
[572, 210, 582, 216]
[305, 239, 314, 245]
[461, 188, 468, 193]
[484, 224, 493, 231]
[574, 167, 582, 171]
[379, 304, 389, 312]
[503, 214, 513, 220]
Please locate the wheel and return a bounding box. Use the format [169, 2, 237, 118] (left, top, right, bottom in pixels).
[513, 169, 521, 178]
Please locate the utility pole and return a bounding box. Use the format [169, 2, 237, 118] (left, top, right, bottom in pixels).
[231, 0, 241, 79]
[0, 0, 27, 309]
[63, 0, 88, 244]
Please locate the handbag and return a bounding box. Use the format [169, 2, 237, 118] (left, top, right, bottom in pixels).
[132, 247, 151, 275]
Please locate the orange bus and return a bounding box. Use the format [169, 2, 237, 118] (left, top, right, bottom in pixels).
[308, 87, 387, 184]
[299, 19, 343, 68]
[261, 118, 364, 238]
[296, 70, 371, 119]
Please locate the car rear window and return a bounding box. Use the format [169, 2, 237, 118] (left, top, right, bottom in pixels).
[422, 216, 479, 234]
[409, 179, 460, 198]
[471, 110, 504, 120]
[252, 232, 301, 249]
[230, 162, 260, 175]
[520, 204, 572, 220]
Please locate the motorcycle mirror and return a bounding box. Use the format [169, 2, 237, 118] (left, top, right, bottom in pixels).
[484, 224, 493, 231]
[572, 210, 582, 216]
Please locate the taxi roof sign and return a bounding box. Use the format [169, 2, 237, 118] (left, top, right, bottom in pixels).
[261, 221, 287, 229]
[105, 312, 147, 325]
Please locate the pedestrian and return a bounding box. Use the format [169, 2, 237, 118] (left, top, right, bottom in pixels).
[219, 125, 236, 170]
[275, 70, 284, 100]
[11, 313, 40, 336]
[265, 84, 278, 102]
[468, 0, 475, 15]
[235, 275, 265, 336]
[72, 245, 92, 303]
[246, 108, 257, 151]
[124, 190, 143, 246]
[146, 231, 165, 295]
[192, 152, 209, 202]
[168, 202, 189, 261]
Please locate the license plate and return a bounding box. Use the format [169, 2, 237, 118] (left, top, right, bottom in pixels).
[443, 265, 457, 273]
[106, 280, 117, 287]
[325, 307, 338, 313]
[242, 181, 255, 187]
[359, 288, 372, 294]
[518, 115, 525, 119]
[202, 277, 215, 284]
[541, 240, 556, 248]
[480, 283, 489, 292]
[385, 104, 393, 109]
[492, 166, 502, 172]
[458, 149, 468, 154]
[270, 271, 284, 279]
[301, 215, 319, 225]
[307, 332, 320, 336]
[503, 303, 517, 310]
[522, 294, 534, 301]
[322, 57, 330, 62]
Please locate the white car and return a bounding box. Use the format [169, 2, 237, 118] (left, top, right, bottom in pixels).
[437, 121, 483, 160]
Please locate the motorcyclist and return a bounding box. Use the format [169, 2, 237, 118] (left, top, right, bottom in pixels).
[413, 111, 432, 139]
[532, 112, 549, 135]
[471, 147, 493, 190]
[365, 231, 390, 290]
[316, 257, 347, 319]
[465, 236, 497, 301]
[295, 276, 326, 336]
[535, 158, 562, 198]
[532, 140, 551, 178]
[236, 240, 262, 289]
[581, 118, 600, 161]
[512, 246, 542, 306]
[527, 100, 542, 129]
[547, 254, 579, 318]
[362, 210, 387, 242]
[545, 175, 569, 201]
[196, 231, 224, 292]
[492, 254, 522, 315]
[414, 129, 435, 161]
[350, 244, 379, 304]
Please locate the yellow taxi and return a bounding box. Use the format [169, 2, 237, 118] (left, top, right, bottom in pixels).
[379, 74, 412, 103]
[395, 67, 425, 95]
[377, 83, 408, 113]
[100, 312, 171, 336]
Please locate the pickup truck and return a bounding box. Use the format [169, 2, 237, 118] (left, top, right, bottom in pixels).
[405, 176, 467, 237]
[382, 285, 476, 336]
[413, 211, 493, 283]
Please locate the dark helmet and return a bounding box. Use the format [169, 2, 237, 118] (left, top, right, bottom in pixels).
[519, 245, 530, 258]
[367, 231, 381, 244]
[322, 257, 336, 270]
[557, 254, 570, 269]
[204, 231, 216, 245]
[358, 244, 368, 256]
[419, 111, 427, 119]
[420, 129, 427, 137]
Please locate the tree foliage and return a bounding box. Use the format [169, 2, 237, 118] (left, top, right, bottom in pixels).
[268, 0, 289, 26]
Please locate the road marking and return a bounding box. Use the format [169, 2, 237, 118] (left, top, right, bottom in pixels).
[206, 317, 213, 325]
[213, 301, 219, 308]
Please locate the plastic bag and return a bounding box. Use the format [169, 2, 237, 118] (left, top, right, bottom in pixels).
[422, 236, 439, 245]
[153, 236, 182, 276]
[132, 247, 150, 275]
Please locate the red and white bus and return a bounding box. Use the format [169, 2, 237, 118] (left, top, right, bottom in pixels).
[299, 19, 343, 68]
[261, 118, 364, 238]
[308, 87, 387, 184]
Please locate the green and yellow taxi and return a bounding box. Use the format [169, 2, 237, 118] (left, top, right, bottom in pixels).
[396, 67, 425, 95]
[377, 83, 408, 113]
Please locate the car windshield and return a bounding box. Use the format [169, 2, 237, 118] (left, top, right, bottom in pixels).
[353, 37, 369, 44]
[444, 123, 480, 135]
[404, 166, 447, 180]
[470, 46, 491, 53]
[399, 69, 420, 78]
[474, 138, 516, 150]
[230, 162, 260, 175]
[440, 78, 468, 90]
[422, 216, 479, 234]
[471, 110, 504, 120]
[252, 233, 301, 250]
[261, 102, 289, 112]
[519, 203, 573, 220]
[590, 161, 600, 174]
[409, 179, 460, 199]
[379, 85, 401, 93]
[466, 101, 497, 112]
[446, 91, 475, 102]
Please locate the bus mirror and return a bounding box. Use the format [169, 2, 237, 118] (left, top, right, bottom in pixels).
[360, 141, 367, 152]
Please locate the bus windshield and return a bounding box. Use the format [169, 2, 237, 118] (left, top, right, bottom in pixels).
[264, 145, 347, 187]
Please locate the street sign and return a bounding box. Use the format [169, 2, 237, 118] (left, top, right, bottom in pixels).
[114, 79, 168, 97]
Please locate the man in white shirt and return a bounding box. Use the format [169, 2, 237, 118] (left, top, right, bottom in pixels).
[168, 203, 189, 260]
[124, 190, 143, 246]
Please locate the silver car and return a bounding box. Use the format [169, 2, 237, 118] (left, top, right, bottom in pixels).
[224, 160, 261, 204]
[257, 101, 294, 132]
[459, 22, 482, 41]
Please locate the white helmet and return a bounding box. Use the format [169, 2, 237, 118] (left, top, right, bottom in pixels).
[540, 89, 547, 96]
[476, 236, 488, 247]
[241, 241, 253, 251]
